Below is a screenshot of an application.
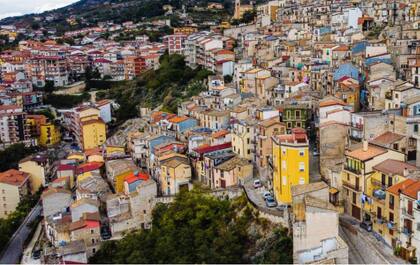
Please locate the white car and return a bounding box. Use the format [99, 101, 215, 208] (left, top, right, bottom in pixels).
[253, 179, 262, 189]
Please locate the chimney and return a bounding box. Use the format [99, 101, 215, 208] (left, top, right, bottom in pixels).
[403, 167, 409, 177]
[362, 139, 368, 152]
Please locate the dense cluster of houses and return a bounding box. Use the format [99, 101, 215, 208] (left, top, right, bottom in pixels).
[0, 0, 419, 263]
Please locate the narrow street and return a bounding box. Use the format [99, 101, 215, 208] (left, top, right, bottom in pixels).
[21, 222, 42, 264]
[339, 215, 407, 264]
[0, 203, 41, 264]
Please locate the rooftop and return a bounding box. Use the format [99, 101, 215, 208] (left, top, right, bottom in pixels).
[0, 169, 29, 186]
[345, 144, 387, 161]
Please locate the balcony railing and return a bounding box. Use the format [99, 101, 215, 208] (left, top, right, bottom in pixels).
[343, 181, 361, 192]
[402, 207, 414, 218]
[343, 166, 361, 175]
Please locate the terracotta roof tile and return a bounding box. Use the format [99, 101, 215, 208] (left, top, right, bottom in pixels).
[345, 144, 387, 161]
[373, 159, 417, 176]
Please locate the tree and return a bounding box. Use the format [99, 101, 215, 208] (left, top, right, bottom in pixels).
[90, 189, 293, 264]
[224, 74, 233, 83]
[0, 143, 38, 172]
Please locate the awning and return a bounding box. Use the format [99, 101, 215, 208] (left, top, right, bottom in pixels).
[329, 187, 339, 194]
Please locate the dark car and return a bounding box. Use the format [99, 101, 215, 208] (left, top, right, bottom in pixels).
[32, 249, 41, 260]
[265, 196, 278, 208]
[101, 226, 112, 240]
[360, 220, 372, 232]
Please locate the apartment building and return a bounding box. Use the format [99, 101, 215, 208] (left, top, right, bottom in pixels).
[272, 128, 309, 204]
[0, 169, 30, 218]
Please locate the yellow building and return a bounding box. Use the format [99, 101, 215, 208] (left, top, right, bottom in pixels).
[71, 107, 106, 150]
[342, 141, 405, 221]
[39, 123, 61, 147]
[18, 154, 50, 193]
[81, 119, 106, 150]
[361, 160, 416, 247]
[105, 159, 138, 193]
[231, 120, 255, 161]
[160, 155, 191, 196]
[272, 128, 309, 204]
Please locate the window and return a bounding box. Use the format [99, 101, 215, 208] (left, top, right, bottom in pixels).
[389, 195, 394, 209]
[144, 210, 147, 214]
[299, 177, 305, 185]
[92, 248, 96, 254]
[415, 124, 419, 133]
[389, 212, 394, 222]
[299, 150, 305, 156]
[282, 160, 286, 170]
[282, 176, 287, 185]
[91, 229, 94, 234]
[91, 238, 95, 244]
[299, 162, 305, 172]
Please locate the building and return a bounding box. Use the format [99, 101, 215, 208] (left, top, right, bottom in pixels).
[282, 103, 311, 132]
[39, 123, 61, 147]
[0, 169, 30, 218]
[159, 155, 192, 195]
[272, 128, 309, 204]
[0, 105, 31, 146]
[105, 159, 138, 193]
[18, 154, 50, 192]
[342, 141, 405, 221]
[213, 156, 253, 188]
[63, 106, 106, 150]
[292, 182, 348, 264]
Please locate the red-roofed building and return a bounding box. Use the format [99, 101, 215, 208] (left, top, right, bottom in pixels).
[77, 162, 103, 174]
[0, 169, 30, 217]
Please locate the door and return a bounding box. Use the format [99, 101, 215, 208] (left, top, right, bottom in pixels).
[355, 177, 359, 191]
[352, 205, 361, 220]
[220, 179, 226, 189]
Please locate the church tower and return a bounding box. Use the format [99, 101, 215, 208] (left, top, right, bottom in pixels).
[234, 0, 241, 19]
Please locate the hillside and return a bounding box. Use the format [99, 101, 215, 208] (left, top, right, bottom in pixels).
[0, 0, 234, 34]
[89, 188, 292, 264]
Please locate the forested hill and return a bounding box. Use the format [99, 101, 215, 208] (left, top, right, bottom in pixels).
[0, 0, 234, 32]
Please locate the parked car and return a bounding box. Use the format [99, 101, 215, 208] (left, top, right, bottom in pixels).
[276, 204, 288, 211]
[262, 191, 272, 200]
[101, 226, 112, 240]
[360, 220, 372, 232]
[32, 249, 41, 260]
[253, 179, 262, 189]
[265, 196, 277, 207]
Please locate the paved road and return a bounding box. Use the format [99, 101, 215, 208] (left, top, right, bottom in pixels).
[21, 222, 42, 264]
[0, 203, 41, 264]
[340, 215, 407, 264]
[339, 226, 366, 264]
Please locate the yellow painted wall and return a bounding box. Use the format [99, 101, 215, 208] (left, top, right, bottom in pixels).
[39, 123, 61, 147]
[82, 121, 106, 150]
[115, 170, 134, 193]
[18, 160, 45, 193]
[273, 141, 309, 204]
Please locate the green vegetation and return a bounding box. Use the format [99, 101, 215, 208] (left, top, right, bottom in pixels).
[44, 93, 91, 109]
[100, 53, 212, 123]
[0, 191, 41, 253]
[231, 9, 257, 25]
[90, 188, 292, 264]
[0, 143, 38, 172]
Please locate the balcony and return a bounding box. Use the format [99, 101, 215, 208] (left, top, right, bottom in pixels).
[343, 166, 361, 175]
[402, 208, 414, 219]
[351, 122, 364, 131]
[403, 227, 413, 236]
[371, 179, 386, 190]
[373, 189, 386, 201]
[342, 181, 360, 192]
